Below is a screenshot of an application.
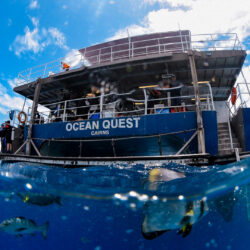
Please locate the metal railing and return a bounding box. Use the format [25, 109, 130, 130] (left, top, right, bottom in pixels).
[227, 82, 250, 117]
[32, 128, 197, 157]
[24, 84, 215, 125]
[16, 32, 243, 86]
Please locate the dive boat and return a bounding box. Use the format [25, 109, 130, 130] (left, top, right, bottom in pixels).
[1, 30, 250, 166]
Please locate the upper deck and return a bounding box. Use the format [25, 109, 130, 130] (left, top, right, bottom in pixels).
[14, 31, 246, 106]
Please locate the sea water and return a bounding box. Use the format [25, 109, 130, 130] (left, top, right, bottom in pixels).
[0, 158, 250, 250]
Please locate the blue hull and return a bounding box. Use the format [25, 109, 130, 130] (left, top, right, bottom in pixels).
[28, 111, 218, 157]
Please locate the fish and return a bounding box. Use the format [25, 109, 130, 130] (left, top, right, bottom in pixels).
[0, 216, 49, 239]
[17, 192, 61, 206]
[142, 199, 208, 240]
[148, 168, 186, 182]
[147, 168, 186, 191]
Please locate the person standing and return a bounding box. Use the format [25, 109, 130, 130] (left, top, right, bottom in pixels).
[0, 123, 6, 153]
[170, 75, 183, 112]
[4, 121, 13, 154]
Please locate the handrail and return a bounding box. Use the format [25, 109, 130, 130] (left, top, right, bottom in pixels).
[227, 117, 234, 150]
[31, 84, 214, 124]
[227, 82, 250, 117]
[31, 128, 198, 157]
[16, 32, 242, 86]
[32, 128, 197, 143]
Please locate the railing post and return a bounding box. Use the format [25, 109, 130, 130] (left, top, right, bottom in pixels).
[233, 34, 237, 50]
[128, 33, 131, 59]
[43, 64, 47, 78]
[188, 50, 206, 154]
[112, 139, 116, 157]
[237, 83, 244, 107]
[228, 118, 234, 151]
[143, 89, 148, 115]
[100, 94, 103, 118]
[206, 83, 215, 110]
[241, 70, 250, 96]
[210, 34, 216, 51]
[63, 101, 67, 122]
[179, 29, 184, 52]
[79, 141, 82, 157]
[28, 68, 32, 83]
[158, 135, 162, 155]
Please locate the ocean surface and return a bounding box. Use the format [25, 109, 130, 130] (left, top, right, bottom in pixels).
[0, 158, 250, 250]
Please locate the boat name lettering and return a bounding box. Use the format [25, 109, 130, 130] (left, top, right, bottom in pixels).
[65, 117, 141, 132]
[91, 130, 109, 136]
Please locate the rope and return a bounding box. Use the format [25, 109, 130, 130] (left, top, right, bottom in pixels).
[32, 128, 196, 143]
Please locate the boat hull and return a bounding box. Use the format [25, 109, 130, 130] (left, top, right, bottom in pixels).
[27, 111, 218, 157]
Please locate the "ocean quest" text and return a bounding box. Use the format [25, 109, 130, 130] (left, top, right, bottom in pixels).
[65, 117, 141, 132]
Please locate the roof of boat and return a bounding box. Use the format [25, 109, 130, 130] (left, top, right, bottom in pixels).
[14, 31, 246, 105]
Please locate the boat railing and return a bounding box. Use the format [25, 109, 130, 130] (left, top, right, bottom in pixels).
[32, 128, 197, 157]
[16, 32, 242, 86]
[27, 84, 215, 125]
[227, 81, 250, 117]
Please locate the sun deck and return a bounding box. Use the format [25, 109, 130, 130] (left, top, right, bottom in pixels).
[14, 32, 246, 105]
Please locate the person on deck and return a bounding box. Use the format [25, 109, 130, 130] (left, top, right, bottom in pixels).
[0, 123, 6, 153]
[77, 85, 100, 120]
[61, 62, 70, 71]
[4, 121, 13, 154]
[170, 75, 182, 112]
[148, 77, 171, 114]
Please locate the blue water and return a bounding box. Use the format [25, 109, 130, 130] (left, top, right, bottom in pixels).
[0, 158, 250, 250]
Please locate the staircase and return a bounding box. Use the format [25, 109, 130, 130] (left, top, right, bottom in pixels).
[217, 122, 242, 155]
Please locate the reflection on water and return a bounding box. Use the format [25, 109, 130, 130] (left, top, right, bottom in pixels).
[0, 159, 250, 249]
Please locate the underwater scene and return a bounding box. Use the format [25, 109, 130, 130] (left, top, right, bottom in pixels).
[0, 158, 250, 250]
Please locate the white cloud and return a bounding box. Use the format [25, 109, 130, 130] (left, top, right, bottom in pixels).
[0, 77, 33, 115]
[29, 0, 39, 9]
[0, 94, 25, 112]
[143, 0, 197, 7]
[237, 65, 250, 83]
[109, 1, 115, 4]
[10, 18, 68, 56]
[48, 27, 68, 50]
[8, 78, 23, 89]
[64, 49, 91, 68]
[31, 17, 39, 27]
[11, 26, 41, 56]
[234, 65, 250, 107]
[0, 83, 7, 95]
[62, 5, 67, 9]
[108, 0, 250, 42]
[95, 1, 106, 17]
[0, 106, 8, 115]
[0, 76, 34, 116]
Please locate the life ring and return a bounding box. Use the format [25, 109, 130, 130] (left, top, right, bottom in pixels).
[18, 111, 27, 124]
[231, 87, 237, 105]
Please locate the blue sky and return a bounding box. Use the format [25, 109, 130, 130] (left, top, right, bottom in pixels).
[0, 0, 249, 123]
